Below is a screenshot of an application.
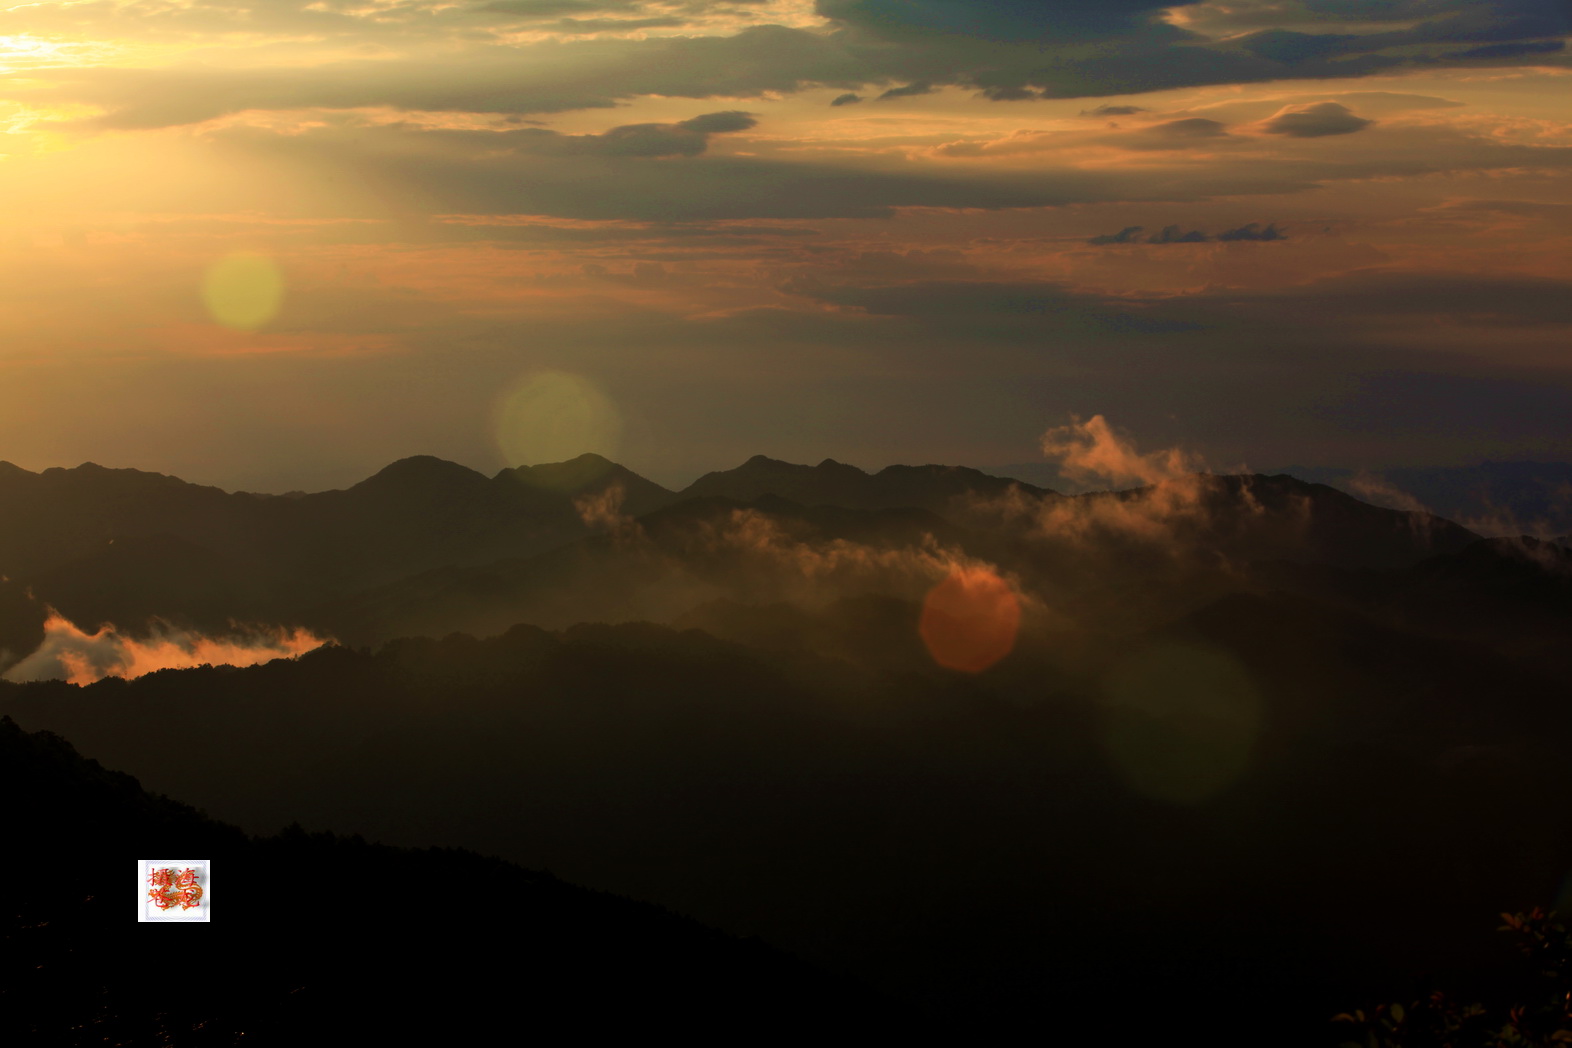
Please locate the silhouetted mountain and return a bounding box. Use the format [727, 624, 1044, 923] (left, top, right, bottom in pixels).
[4, 447, 1567, 1045]
[679, 454, 1050, 512]
[499, 451, 676, 516]
[0, 713, 892, 1045]
[306, 470, 1479, 647]
[1281, 460, 1572, 536]
[0, 454, 673, 637]
[0, 452, 1486, 654]
[6, 607, 1568, 1045]
[27, 533, 258, 633]
[1255, 534, 1572, 685]
[313, 494, 975, 645]
[1162, 472, 1477, 569]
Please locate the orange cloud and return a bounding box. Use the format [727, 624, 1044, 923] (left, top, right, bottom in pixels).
[573, 482, 647, 546]
[1040, 413, 1203, 489]
[4, 610, 329, 685]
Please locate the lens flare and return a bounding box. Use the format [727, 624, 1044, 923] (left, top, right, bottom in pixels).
[918, 566, 1021, 673]
[202, 252, 285, 331]
[1099, 641, 1260, 805]
[492, 370, 622, 467]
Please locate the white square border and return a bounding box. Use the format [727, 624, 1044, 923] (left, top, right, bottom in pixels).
[138, 859, 211, 922]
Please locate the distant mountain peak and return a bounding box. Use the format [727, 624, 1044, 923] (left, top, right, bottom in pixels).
[740, 454, 796, 469]
[680, 454, 1052, 512]
[498, 453, 674, 514]
[356, 456, 491, 491]
[34, 461, 203, 491]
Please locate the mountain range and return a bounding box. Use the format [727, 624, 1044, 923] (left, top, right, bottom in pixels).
[0, 452, 1491, 660]
[4, 447, 1572, 1043]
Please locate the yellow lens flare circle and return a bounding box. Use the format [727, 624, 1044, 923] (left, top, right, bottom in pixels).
[1098, 641, 1261, 805]
[202, 252, 285, 332]
[492, 371, 623, 468]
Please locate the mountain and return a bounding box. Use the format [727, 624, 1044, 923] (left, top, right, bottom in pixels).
[678, 455, 1051, 512]
[1254, 534, 1572, 686]
[0, 454, 1484, 662]
[311, 494, 974, 645]
[1157, 472, 1478, 569]
[499, 451, 677, 516]
[304, 470, 1481, 647]
[1279, 460, 1572, 536]
[8, 605, 1571, 1044]
[0, 712, 891, 1045]
[0, 454, 672, 648]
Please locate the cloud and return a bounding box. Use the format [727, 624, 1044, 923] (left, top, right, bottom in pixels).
[1088, 221, 1286, 244]
[1217, 270, 1572, 327]
[1089, 226, 1144, 245]
[574, 482, 648, 546]
[830, 92, 863, 105]
[976, 84, 1043, 101]
[208, 118, 1122, 221]
[814, 0, 1201, 43]
[1081, 104, 1149, 117]
[1446, 39, 1567, 59]
[1259, 102, 1374, 138]
[260, 111, 761, 164]
[484, 1, 638, 15]
[1216, 222, 1286, 241]
[583, 500, 1049, 639]
[1216, 0, 1572, 65]
[1151, 118, 1229, 138]
[876, 81, 936, 101]
[781, 278, 1198, 332]
[1040, 414, 1203, 489]
[1146, 225, 1210, 244]
[0, 0, 1565, 135]
[607, 111, 754, 154]
[1113, 117, 1232, 150]
[4, 610, 328, 685]
[1238, 29, 1362, 64]
[1344, 471, 1431, 515]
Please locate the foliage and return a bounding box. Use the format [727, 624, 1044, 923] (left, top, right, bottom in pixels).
[1335, 909, 1572, 1047]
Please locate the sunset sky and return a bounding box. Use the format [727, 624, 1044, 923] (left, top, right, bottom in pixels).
[0, 0, 1568, 492]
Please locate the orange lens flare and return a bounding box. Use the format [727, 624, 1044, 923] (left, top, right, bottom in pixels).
[918, 567, 1021, 673]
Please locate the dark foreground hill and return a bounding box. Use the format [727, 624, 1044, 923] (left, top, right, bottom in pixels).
[7, 594, 1570, 1045]
[0, 714, 891, 1046]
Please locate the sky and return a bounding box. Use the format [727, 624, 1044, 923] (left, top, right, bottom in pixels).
[0, 0, 1568, 492]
